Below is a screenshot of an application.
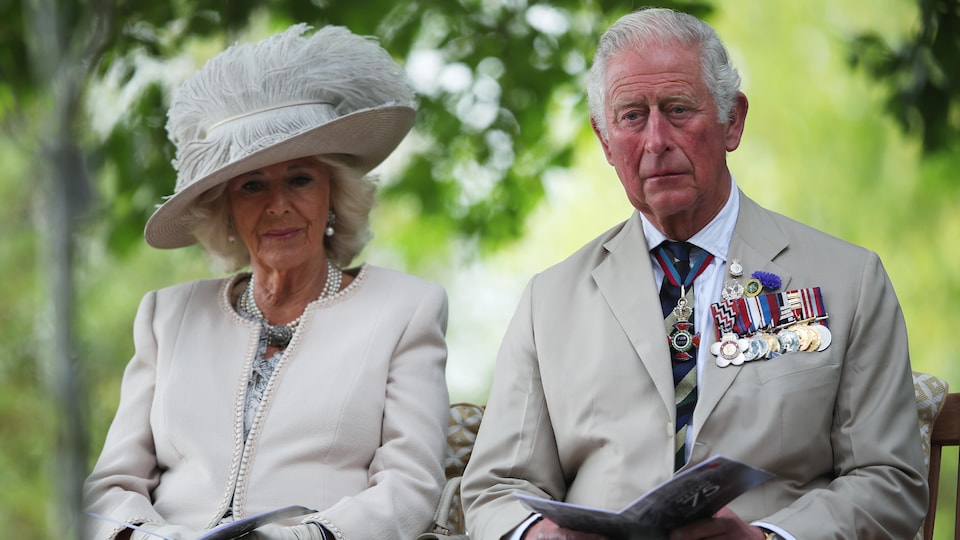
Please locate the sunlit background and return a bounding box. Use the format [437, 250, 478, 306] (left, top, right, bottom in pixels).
[2, 0, 958, 538]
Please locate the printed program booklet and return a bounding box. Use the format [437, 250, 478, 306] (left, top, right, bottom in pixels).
[89, 504, 317, 540]
[514, 455, 773, 540]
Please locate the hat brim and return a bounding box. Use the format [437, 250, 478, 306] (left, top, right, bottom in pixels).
[144, 105, 415, 249]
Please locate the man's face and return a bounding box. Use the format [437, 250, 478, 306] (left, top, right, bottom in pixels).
[594, 42, 747, 238]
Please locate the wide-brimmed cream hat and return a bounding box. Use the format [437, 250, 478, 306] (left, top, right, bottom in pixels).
[144, 23, 415, 249]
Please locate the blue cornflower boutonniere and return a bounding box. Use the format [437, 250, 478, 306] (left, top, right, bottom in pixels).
[751, 271, 781, 290]
[743, 270, 781, 297]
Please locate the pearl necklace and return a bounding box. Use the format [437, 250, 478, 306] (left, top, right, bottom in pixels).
[240, 260, 342, 349]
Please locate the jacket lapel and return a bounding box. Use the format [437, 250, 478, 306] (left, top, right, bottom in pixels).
[593, 212, 676, 417]
[692, 192, 793, 440]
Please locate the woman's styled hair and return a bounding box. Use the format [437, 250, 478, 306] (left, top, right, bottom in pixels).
[587, 7, 742, 140]
[187, 155, 377, 273]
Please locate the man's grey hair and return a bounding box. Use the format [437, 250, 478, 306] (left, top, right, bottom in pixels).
[186, 155, 377, 273]
[587, 7, 741, 139]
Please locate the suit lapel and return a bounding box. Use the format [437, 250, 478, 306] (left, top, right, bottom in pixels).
[693, 193, 793, 440]
[593, 212, 676, 416]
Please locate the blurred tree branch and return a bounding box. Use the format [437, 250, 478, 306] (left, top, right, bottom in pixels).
[3, 0, 712, 267]
[849, 0, 960, 154]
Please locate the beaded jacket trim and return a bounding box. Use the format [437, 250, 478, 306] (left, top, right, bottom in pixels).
[206, 264, 368, 526]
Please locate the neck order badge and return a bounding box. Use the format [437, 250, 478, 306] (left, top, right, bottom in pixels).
[654, 242, 714, 360]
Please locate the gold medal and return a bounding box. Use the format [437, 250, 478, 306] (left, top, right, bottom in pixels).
[790, 324, 813, 351]
[813, 324, 832, 351]
[802, 325, 821, 351]
[761, 332, 781, 358]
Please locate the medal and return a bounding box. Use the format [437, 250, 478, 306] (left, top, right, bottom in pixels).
[729, 259, 743, 277]
[791, 324, 814, 351]
[760, 332, 781, 358]
[667, 291, 699, 361]
[722, 280, 744, 301]
[752, 333, 769, 358]
[721, 258, 745, 301]
[777, 328, 801, 353]
[803, 326, 821, 351]
[709, 332, 748, 367]
[812, 323, 832, 351]
[742, 335, 766, 361]
[655, 246, 715, 362]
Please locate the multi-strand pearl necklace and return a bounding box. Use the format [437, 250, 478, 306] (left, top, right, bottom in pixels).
[239, 260, 342, 349]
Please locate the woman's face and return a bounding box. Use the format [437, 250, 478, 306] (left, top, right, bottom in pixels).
[226, 157, 332, 274]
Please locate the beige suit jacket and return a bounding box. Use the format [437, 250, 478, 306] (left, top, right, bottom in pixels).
[84, 265, 449, 540]
[462, 192, 927, 540]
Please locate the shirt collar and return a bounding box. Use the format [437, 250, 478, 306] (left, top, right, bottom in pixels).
[641, 176, 740, 263]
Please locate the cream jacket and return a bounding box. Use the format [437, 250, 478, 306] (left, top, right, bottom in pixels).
[84, 265, 449, 540]
[462, 193, 927, 540]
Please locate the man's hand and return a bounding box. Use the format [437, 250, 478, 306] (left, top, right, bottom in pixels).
[246, 523, 325, 540]
[667, 507, 766, 540]
[129, 522, 200, 540]
[525, 517, 608, 540]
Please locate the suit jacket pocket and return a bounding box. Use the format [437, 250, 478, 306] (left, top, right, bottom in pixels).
[751, 352, 841, 463]
[755, 349, 839, 387]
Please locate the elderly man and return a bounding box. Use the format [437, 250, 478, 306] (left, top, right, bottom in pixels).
[461, 7, 927, 540]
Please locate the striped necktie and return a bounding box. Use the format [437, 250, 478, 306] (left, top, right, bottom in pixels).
[654, 241, 712, 470]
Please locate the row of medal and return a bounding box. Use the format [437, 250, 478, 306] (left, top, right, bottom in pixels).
[709, 321, 832, 367]
[707, 262, 832, 367]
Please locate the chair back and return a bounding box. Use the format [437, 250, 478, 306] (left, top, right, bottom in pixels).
[924, 390, 960, 540]
[417, 402, 484, 539]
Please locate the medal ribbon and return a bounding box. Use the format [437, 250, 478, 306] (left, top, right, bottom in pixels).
[710, 300, 737, 336]
[798, 287, 828, 325]
[710, 286, 830, 341]
[654, 246, 714, 291]
[776, 292, 796, 326]
[733, 298, 753, 335]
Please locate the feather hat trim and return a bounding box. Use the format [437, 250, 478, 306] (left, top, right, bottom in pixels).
[145, 23, 416, 249]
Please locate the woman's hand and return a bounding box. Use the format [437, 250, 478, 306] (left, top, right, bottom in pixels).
[525, 518, 608, 540]
[667, 507, 766, 540]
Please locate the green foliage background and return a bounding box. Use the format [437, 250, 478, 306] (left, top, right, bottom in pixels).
[1, 0, 959, 538]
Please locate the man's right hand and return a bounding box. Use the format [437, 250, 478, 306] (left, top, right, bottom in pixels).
[524, 518, 608, 540]
[130, 522, 200, 540]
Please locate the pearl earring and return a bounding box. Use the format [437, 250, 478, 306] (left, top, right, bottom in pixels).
[325, 210, 336, 237]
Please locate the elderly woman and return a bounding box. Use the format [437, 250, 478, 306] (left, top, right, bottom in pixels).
[83, 25, 449, 540]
